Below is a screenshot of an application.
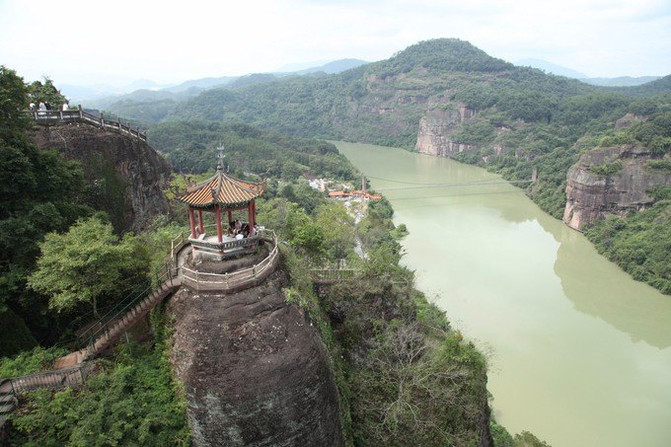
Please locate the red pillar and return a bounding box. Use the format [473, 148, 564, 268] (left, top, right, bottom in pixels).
[249, 201, 256, 236]
[197, 209, 204, 235]
[188, 207, 196, 238]
[227, 208, 232, 226]
[215, 205, 223, 243]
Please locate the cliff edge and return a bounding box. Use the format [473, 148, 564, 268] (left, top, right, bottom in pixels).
[563, 145, 671, 230]
[28, 123, 170, 232]
[168, 261, 344, 447]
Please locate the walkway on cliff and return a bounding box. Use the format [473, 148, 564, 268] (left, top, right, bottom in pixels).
[29, 108, 148, 143]
[0, 230, 282, 429]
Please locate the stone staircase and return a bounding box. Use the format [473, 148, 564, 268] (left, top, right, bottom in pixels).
[0, 380, 18, 432]
[85, 278, 180, 358]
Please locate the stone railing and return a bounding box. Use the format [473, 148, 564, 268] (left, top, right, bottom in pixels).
[29, 108, 147, 142]
[181, 231, 279, 292]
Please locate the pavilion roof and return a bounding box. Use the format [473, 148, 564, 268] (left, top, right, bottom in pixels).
[176, 168, 265, 208]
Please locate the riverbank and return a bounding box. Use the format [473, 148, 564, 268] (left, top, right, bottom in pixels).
[336, 141, 671, 447]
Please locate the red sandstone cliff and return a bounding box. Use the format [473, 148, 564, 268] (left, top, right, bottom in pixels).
[563, 145, 671, 230]
[415, 105, 478, 156]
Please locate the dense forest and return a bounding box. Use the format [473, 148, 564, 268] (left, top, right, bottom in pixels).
[101, 38, 670, 295]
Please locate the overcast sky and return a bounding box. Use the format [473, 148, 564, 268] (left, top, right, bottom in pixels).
[1, 0, 669, 87]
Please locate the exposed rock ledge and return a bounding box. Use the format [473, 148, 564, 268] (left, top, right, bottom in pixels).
[168, 264, 344, 447]
[28, 123, 170, 233]
[415, 106, 477, 156]
[563, 145, 671, 230]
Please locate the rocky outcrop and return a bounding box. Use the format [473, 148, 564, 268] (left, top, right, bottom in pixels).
[168, 265, 344, 447]
[415, 106, 477, 156]
[563, 145, 671, 230]
[28, 123, 170, 232]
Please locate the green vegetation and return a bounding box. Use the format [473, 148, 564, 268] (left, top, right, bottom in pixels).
[585, 201, 671, 294]
[26, 77, 67, 108]
[28, 216, 150, 317]
[6, 312, 190, 446]
[0, 346, 68, 378]
[589, 160, 623, 178]
[0, 66, 93, 354]
[149, 121, 359, 181]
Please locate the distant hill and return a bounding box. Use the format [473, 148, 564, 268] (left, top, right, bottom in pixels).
[581, 76, 662, 87]
[162, 75, 237, 93]
[70, 59, 366, 106]
[295, 58, 368, 74]
[516, 58, 661, 86]
[516, 58, 587, 78]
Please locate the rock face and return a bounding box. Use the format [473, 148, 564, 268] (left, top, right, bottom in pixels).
[563, 145, 671, 230]
[168, 266, 344, 447]
[28, 123, 170, 232]
[415, 106, 477, 156]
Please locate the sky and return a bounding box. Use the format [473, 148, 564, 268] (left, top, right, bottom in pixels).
[1, 0, 670, 87]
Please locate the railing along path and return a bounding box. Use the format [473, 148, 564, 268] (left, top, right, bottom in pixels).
[29, 108, 147, 143]
[0, 229, 280, 413]
[181, 229, 279, 292]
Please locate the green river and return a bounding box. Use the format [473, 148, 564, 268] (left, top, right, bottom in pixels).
[336, 142, 671, 447]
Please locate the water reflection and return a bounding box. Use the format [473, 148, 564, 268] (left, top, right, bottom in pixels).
[549, 222, 671, 350]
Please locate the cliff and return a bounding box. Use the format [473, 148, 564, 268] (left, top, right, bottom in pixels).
[168, 260, 344, 446]
[415, 105, 478, 156]
[563, 145, 671, 230]
[28, 123, 170, 232]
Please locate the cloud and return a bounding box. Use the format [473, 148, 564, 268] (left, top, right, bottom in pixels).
[0, 0, 669, 85]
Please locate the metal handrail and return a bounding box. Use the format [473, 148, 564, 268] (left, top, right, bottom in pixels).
[83, 263, 176, 356]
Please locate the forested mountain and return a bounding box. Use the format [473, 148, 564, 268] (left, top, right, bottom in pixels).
[116, 38, 668, 213]
[102, 38, 669, 294]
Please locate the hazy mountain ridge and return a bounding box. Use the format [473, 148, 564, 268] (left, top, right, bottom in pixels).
[517, 58, 661, 86]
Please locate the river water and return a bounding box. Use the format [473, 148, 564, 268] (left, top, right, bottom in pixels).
[335, 141, 671, 447]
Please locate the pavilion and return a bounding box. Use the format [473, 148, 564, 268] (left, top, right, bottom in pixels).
[176, 147, 265, 261]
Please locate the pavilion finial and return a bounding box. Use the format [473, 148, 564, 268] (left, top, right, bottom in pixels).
[216, 145, 225, 171]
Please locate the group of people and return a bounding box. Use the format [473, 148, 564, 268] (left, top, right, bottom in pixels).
[28, 101, 69, 112]
[229, 220, 251, 238]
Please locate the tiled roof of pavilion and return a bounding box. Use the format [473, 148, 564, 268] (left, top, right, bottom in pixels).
[176, 168, 265, 208]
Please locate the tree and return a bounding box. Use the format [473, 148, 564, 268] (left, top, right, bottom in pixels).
[28, 217, 149, 317]
[0, 65, 31, 143]
[315, 201, 355, 261]
[26, 77, 67, 108]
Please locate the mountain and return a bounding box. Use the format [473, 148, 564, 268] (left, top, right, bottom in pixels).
[162, 75, 237, 93]
[516, 58, 661, 86]
[296, 58, 368, 74]
[581, 76, 662, 87]
[61, 79, 173, 104]
[516, 58, 587, 78]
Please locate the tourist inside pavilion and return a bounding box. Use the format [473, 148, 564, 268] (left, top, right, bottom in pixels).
[176, 147, 265, 261]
